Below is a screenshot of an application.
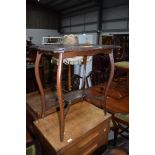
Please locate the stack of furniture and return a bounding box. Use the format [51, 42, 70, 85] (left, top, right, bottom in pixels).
[26, 44, 120, 154]
[92, 34, 129, 83]
[86, 76, 129, 145]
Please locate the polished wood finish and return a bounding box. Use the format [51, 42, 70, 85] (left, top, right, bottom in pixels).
[106, 96, 129, 114]
[35, 52, 46, 117]
[30, 44, 119, 57]
[85, 81, 129, 145]
[85, 82, 129, 114]
[103, 53, 115, 114]
[34, 101, 111, 155]
[32, 44, 119, 141]
[107, 79, 128, 99]
[56, 53, 65, 141]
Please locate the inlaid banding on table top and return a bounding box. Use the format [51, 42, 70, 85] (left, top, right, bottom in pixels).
[30, 44, 121, 53]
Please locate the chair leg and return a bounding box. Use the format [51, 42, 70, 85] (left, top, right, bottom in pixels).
[113, 129, 118, 146]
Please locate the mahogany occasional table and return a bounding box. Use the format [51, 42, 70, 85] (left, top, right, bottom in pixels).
[30, 44, 120, 141]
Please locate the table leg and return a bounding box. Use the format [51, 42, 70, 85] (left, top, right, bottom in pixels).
[81, 56, 87, 89]
[68, 64, 72, 91]
[34, 52, 46, 118]
[102, 52, 115, 114]
[56, 53, 65, 142]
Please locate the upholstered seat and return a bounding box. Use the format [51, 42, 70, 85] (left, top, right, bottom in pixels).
[26, 145, 36, 155]
[115, 61, 129, 70]
[114, 113, 129, 124]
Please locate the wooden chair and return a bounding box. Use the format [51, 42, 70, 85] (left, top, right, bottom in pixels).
[85, 78, 129, 146]
[113, 35, 129, 80]
[111, 113, 129, 145]
[114, 61, 129, 80]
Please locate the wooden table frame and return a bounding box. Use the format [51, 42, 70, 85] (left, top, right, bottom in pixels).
[33, 44, 120, 141]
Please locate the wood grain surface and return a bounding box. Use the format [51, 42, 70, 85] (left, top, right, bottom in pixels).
[34, 101, 111, 154]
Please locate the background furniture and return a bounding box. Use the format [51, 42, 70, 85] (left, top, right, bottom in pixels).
[112, 113, 129, 145]
[85, 77, 129, 146]
[91, 34, 129, 84]
[26, 44, 71, 93]
[26, 130, 36, 155]
[114, 61, 129, 81]
[101, 34, 129, 62]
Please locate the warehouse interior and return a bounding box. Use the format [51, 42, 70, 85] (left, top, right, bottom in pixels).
[26, 0, 129, 155]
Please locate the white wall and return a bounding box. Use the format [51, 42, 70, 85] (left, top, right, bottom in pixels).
[76, 33, 97, 44]
[26, 29, 60, 44]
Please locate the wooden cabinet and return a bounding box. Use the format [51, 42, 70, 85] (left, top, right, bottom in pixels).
[102, 34, 129, 62]
[91, 34, 129, 84]
[34, 101, 111, 155]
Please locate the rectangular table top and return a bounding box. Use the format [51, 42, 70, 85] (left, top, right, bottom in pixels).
[30, 44, 120, 53]
[30, 44, 120, 58]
